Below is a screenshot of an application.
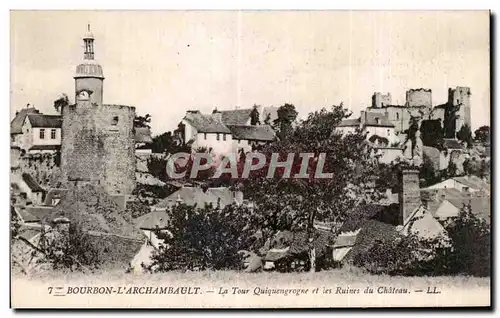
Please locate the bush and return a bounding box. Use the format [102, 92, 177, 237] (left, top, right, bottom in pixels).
[39, 222, 102, 271]
[151, 203, 258, 271]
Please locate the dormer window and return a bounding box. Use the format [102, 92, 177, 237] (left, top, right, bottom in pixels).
[111, 116, 119, 126]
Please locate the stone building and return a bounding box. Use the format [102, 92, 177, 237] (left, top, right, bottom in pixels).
[366, 87, 471, 136]
[60, 26, 136, 196]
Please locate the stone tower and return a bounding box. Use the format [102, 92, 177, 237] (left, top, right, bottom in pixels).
[61, 25, 136, 196]
[399, 169, 421, 226]
[449, 86, 471, 133]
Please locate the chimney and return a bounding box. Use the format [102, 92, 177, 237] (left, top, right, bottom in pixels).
[212, 108, 222, 122]
[399, 169, 421, 225]
[360, 111, 367, 127]
[233, 190, 244, 206]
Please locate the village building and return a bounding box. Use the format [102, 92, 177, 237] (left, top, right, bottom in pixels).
[178, 107, 277, 156]
[336, 110, 404, 164]
[331, 170, 449, 264]
[421, 175, 490, 194]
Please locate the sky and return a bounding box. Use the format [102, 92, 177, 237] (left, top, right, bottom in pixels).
[10, 10, 490, 135]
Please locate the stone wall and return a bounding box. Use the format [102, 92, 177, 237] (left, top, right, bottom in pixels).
[406, 88, 432, 107]
[61, 102, 136, 195]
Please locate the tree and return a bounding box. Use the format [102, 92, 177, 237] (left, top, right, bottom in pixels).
[456, 124, 473, 148]
[134, 114, 152, 129]
[273, 103, 298, 140]
[250, 105, 260, 126]
[263, 113, 272, 125]
[53, 93, 69, 113]
[474, 125, 490, 143]
[420, 119, 444, 150]
[237, 104, 383, 272]
[151, 203, 258, 271]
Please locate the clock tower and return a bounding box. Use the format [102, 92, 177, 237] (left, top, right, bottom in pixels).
[74, 24, 104, 106]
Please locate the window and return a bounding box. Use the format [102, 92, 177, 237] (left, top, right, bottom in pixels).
[223, 134, 226, 141]
[50, 129, 57, 139]
[204, 133, 207, 140]
[39, 129, 45, 139]
[216, 133, 220, 141]
[396, 113, 400, 120]
[387, 129, 391, 136]
[111, 116, 119, 126]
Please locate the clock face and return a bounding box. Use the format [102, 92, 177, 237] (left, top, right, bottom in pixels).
[77, 90, 90, 101]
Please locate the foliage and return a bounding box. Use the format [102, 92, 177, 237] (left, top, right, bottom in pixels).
[419, 152, 441, 187]
[39, 222, 102, 271]
[456, 124, 473, 148]
[53, 93, 69, 113]
[443, 102, 461, 138]
[354, 204, 490, 277]
[420, 119, 444, 150]
[263, 113, 272, 125]
[127, 200, 151, 219]
[273, 103, 298, 140]
[236, 104, 383, 245]
[474, 125, 490, 143]
[134, 114, 152, 129]
[463, 158, 490, 179]
[151, 203, 258, 271]
[250, 104, 260, 126]
[150, 131, 189, 154]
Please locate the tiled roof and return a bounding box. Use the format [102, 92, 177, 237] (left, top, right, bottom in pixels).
[443, 139, 463, 149]
[134, 127, 153, 143]
[11, 108, 40, 134]
[339, 204, 388, 232]
[337, 118, 360, 127]
[12, 205, 39, 223]
[135, 211, 170, 230]
[27, 114, 62, 128]
[453, 175, 490, 192]
[340, 219, 400, 263]
[154, 187, 239, 209]
[26, 206, 54, 221]
[29, 145, 60, 151]
[220, 109, 252, 125]
[227, 125, 276, 141]
[446, 197, 490, 224]
[21, 173, 44, 193]
[183, 111, 231, 134]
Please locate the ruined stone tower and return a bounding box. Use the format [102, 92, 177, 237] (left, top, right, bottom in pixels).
[60, 25, 136, 195]
[449, 86, 472, 133]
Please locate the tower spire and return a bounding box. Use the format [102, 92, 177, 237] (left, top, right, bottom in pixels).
[83, 24, 95, 60]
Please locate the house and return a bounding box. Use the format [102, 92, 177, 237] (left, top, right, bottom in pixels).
[134, 127, 154, 154]
[152, 186, 243, 211]
[180, 110, 234, 154]
[10, 108, 62, 153]
[179, 107, 277, 156]
[337, 111, 404, 164]
[421, 188, 490, 225]
[11, 173, 45, 205]
[331, 169, 448, 264]
[422, 175, 490, 194]
[43, 188, 68, 206]
[10, 107, 154, 155]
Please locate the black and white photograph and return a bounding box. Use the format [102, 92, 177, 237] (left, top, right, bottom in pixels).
[9, 10, 491, 308]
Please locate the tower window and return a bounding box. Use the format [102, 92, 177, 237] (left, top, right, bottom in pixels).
[111, 116, 119, 126]
[39, 129, 45, 139]
[223, 134, 227, 141]
[216, 133, 220, 141]
[51, 129, 57, 139]
[204, 133, 207, 140]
